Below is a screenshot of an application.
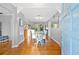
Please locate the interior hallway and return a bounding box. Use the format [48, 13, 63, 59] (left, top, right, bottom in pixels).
[0, 3, 61, 55]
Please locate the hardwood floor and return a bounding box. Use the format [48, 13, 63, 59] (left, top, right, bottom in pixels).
[0, 30, 61, 55]
[0, 40, 12, 55]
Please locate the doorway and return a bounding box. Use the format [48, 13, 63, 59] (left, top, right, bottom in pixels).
[24, 23, 48, 47]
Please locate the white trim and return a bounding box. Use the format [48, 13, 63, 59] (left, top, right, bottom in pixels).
[12, 44, 18, 48]
[48, 35, 61, 47]
[18, 39, 24, 46]
[49, 36, 61, 47]
[12, 39, 24, 48]
[52, 38, 61, 47]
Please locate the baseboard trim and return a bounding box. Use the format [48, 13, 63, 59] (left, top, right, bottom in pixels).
[12, 39, 24, 48]
[50, 37, 61, 47]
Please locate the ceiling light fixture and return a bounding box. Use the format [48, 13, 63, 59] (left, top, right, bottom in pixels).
[34, 15, 44, 19]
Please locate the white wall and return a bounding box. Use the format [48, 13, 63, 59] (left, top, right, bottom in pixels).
[48, 22, 51, 37]
[0, 15, 12, 39]
[0, 3, 19, 48]
[17, 12, 25, 46]
[47, 21, 61, 46]
[50, 28, 61, 45]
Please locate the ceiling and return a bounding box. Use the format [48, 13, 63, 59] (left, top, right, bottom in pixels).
[13, 3, 61, 23]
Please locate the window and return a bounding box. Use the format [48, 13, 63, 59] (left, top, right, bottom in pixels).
[19, 18, 23, 26]
[51, 23, 58, 29]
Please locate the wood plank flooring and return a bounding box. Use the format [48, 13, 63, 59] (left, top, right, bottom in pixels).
[0, 30, 61, 55]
